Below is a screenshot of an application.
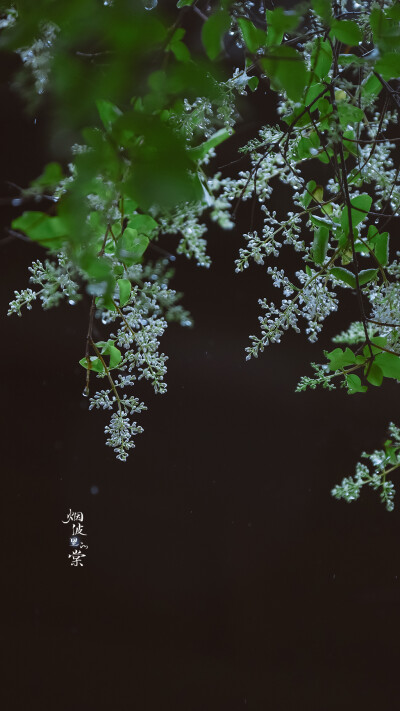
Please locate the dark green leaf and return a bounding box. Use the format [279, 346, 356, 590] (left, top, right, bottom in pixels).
[302, 179, 317, 208]
[337, 103, 364, 125]
[310, 38, 332, 79]
[340, 194, 372, 234]
[261, 47, 308, 102]
[331, 19, 362, 45]
[330, 266, 356, 288]
[118, 228, 149, 265]
[96, 99, 122, 130]
[31, 162, 64, 189]
[365, 361, 383, 386]
[237, 17, 267, 53]
[266, 7, 299, 46]
[12, 211, 68, 249]
[312, 225, 329, 265]
[118, 278, 131, 307]
[190, 128, 231, 161]
[358, 268, 378, 285]
[361, 73, 383, 99]
[128, 214, 158, 234]
[337, 53, 364, 67]
[345, 374, 368, 393]
[326, 346, 357, 370]
[371, 231, 389, 266]
[311, 0, 332, 24]
[375, 351, 400, 379]
[247, 76, 259, 91]
[201, 9, 230, 60]
[375, 52, 400, 80]
[170, 39, 191, 63]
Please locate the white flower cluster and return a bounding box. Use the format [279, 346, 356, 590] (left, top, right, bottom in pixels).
[158, 202, 210, 267]
[8, 253, 80, 315]
[368, 281, 400, 351]
[104, 412, 144, 462]
[89, 259, 191, 458]
[18, 22, 59, 95]
[246, 266, 338, 358]
[296, 270, 338, 342]
[332, 422, 400, 512]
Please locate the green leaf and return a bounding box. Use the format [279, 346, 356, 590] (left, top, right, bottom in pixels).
[343, 129, 359, 157]
[311, 0, 332, 24]
[96, 99, 122, 130]
[281, 104, 311, 128]
[201, 9, 230, 60]
[247, 76, 259, 91]
[106, 344, 122, 369]
[330, 267, 356, 288]
[387, 2, 400, 21]
[345, 373, 368, 394]
[79, 356, 104, 373]
[375, 53, 400, 80]
[310, 38, 332, 79]
[361, 73, 383, 100]
[375, 351, 400, 380]
[337, 53, 364, 67]
[177, 0, 194, 6]
[337, 103, 364, 126]
[326, 347, 357, 370]
[362, 337, 388, 357]
[190, 128, 231, 161]
[30, 162, 64, 189]
[12, 211, 68, 249]
[118, 278, 131, 307]
[128, 214, 158, 234]
[370, 7, 400, 51]
[312, 225, 329, 265]
[365, 361, 383, 386]
[331, 19, 362, 45]
[358, 268, 378, 286]
[371, 230, 389, 266]
[95, 340, 122, 369]
[170, 39, 191, 63]
[261, 47, 308, 102]
[340, 194, 372, 234]
[309, 214, 331, 228]
[304, 81, 326, 105]
[118, 227, 149, 265]
[237, 17, 267, 53]
[266, 7, 299, 47]
[297, 136, 313, 159]
[302, 180, 317, 208]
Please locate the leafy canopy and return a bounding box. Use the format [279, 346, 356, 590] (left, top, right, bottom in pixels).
[4, 0, 400, 509]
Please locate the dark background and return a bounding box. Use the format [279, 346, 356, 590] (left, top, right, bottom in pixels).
[3, 40, 400, 711]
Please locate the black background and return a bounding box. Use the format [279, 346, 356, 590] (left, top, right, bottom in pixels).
[3, 33, 400, 711]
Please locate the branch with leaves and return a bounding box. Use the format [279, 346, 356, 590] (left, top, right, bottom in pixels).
[4, 0, 400, 510]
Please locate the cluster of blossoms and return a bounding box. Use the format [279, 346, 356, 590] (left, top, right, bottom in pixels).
[332, 423, 400, 512]
[8, 254, 80, 315]
[6, 0, 400, 513]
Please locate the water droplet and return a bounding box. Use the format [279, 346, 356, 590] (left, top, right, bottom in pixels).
[68, 299, 77, 306]
[143, 0, 157, 9]
[11, 198, 23, 206]
[82, 389, 89, 398]
[90, 485, 99, 495]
